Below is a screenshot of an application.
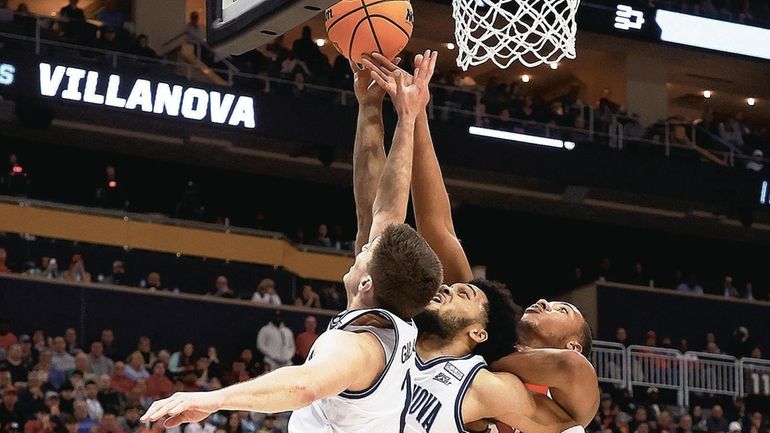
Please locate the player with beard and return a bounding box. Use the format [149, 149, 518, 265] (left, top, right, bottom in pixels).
[355, 52, 600, 433]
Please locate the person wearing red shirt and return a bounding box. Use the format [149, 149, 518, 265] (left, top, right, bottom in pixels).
[0, 318, 17, 351]
[145, 362, 173, 400]
[109, 362, 136, 394]
[24, 407, 54, 433]
[294, 316, 318, 363]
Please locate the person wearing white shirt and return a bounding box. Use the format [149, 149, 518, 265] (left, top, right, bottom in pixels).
[84, 380, 104, 421]
[251, 279, 282, 306]
[256, 311, 294, 370]
[124, 352, 150, 381]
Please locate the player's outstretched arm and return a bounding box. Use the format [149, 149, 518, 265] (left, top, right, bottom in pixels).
[351, 59, 392, 254]
[364, 52, 473, 284]
[366, 50, 438, 242]
[490, 348, 599, 427]
[140, 330, 384, 427]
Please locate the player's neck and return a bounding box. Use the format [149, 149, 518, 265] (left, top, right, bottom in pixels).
[416, 333, 472, 361]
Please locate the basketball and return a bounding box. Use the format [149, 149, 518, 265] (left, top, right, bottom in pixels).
[324, 0, 414, 64]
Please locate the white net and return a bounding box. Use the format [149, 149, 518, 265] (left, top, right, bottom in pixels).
[452, 0, 580, 69]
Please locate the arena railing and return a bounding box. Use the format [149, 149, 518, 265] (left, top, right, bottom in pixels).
[1, 18, 746, 169]
[591, 341, 627, 387]
[591, 340, 770, 405]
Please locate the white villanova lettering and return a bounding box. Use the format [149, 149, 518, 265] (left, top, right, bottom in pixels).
[37, 62, 256, 128]
[0, 63, 17, 86]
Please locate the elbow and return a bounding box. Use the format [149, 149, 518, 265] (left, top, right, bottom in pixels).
[289, 382, 323, 408]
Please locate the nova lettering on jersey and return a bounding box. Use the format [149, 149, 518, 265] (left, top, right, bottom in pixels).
[38, 63, 256, 128]
[408, 383, 442, 433]
[0, 63, 15, 86]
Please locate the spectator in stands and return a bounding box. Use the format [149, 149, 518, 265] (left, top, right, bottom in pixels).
[62, 255, 91, 283]
[143, 273, 163, 291]
[0, 319, 16, 350]
[0, 248, 11, 273]
[293, 284, 321, 309]
[64, 329, 78, 355]
[58, 0, 86, 41]
[320, 283, 343, 311]
[237, 348, 262, 378]
[208, 276, 235, 298]
[96, 0, 124, 30]
[103, 262, 128, 287]
[185, 11, 205, 45]
[614, 327, 629, 346]
[628, 262, 649, 286]
[679, 415, 696, 433]
[83, 381, 103, 421]
[99, 410, 125, 433]
[314, 224, 331, 247]
[100, 330, 117, 361]
[257, 415, 281, 433]
[167, 344, 195, 378]
[294, 316, 318, 363]
[42, 258, 59, 280]
[123, 353, 148, 382]
[2, 154, 30, 197]
[73, 399, 98, 433]
[97, 27, 124, 53]
[707, 405, 729, 433]
[108, 363, 134, 394]
[74, 353, 95, 381]
[597, 257, 614, 282]
[221, 359, 249, 387]
[51, 337, 75, 374]
[1, 344, 28, 384]
[117, 405, 142, 433]
[279, 52, 310, 80]
[251, 279, 282, 305]
[677, 273, 704, 294]
[719, 115, 745, 149]
[0, 386, 20, 426]
[96, 375, 125, 415]
[145, 362, 172, 401]
[130, 35, 158, 59]
[24, 406, 52, 433]
[750, 347, 762, 359]
[174, 181, 206, 222]
[632, 407, 649, 432]
[256, 311, 294, 370]
[635, 422, 650, 433]
[744, 282, 755, 301]
[135, 337, 155, 366]
[185, 419, 216, 433]
[746, 150, 764, 172]
[729, 326, 754, 358]
[723, 276, 740, 298]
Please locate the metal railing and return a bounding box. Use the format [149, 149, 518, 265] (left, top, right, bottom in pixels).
[1, 14, 768, 170]
[591, 341, 770, 407]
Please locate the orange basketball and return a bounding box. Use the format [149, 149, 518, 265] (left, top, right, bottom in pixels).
[324, 0, 414, 64]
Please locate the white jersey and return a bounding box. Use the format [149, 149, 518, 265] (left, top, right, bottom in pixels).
[288, 308, 418, 433]
[405, 353, 487, 433]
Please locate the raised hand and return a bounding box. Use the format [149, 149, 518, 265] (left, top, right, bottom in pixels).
[365, 50, 438, 119]
[351, 57, 400, 107]
[140, 392, 224, 428]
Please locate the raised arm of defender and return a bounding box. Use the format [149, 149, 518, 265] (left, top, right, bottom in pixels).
[366, 50, 437, 243]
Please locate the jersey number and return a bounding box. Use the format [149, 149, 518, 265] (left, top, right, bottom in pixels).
[399, 370, 413, 433]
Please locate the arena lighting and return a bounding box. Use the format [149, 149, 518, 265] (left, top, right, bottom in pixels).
[761, 180, 768, 205]
[521, 74, 531, 83]
[315, 38, 326, 47]
[656, 10, 770, 60]
[703, 90, 711, 99]
[446, 42, 456, 50]
[469, 126, 576, 150]
[11, 166, 23, 174]
[747, 97, 756, 106]
[108, 180, 117, 188]
[38, 63, 256, 128]
[0, 63, 15, 86]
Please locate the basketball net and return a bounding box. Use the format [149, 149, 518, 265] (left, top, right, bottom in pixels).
[452, 0, 580, 69]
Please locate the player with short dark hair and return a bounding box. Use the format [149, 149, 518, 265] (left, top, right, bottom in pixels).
[357, 52, 599, 433]
[141, 50, 442, 433]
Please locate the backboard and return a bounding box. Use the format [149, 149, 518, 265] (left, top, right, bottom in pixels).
[207, 0, 339, 55]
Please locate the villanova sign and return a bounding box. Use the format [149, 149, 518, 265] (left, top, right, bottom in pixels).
[37, 62, 256, 129]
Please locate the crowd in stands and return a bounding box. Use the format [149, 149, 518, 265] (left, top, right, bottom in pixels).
[2, 1, 770, 169]
[572, 257, 770, 302]
[609, 325, 763, 360]
[0, 239, 346, 310]
[0, 316, 322, 433]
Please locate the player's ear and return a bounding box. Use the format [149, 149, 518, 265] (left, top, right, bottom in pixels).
[469, 327, 488, 344]
[358, 275, 373, 293]
[566, 339, 582, 353]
